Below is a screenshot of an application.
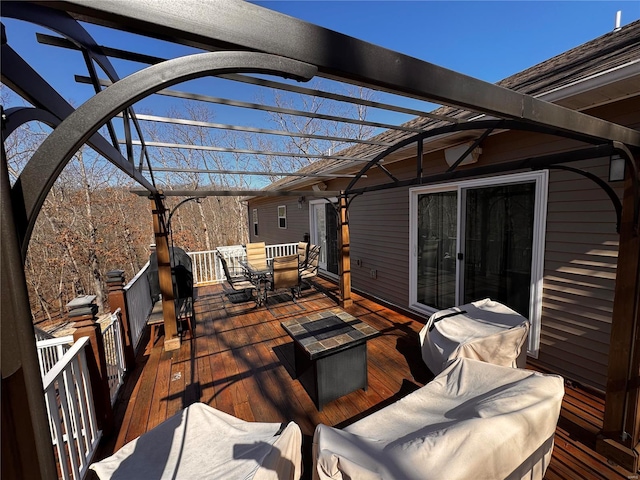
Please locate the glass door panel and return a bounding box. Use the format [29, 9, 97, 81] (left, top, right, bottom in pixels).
[417, 191, 457, 309]
[462, 182, 535, 317]
[325, 203, 339, 275]
[312, 203, 328, 270]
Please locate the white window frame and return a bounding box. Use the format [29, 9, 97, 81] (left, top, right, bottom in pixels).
[277, 205, 287, 229]
[408, 170, 548, 357]
[252, 208, 258, 236]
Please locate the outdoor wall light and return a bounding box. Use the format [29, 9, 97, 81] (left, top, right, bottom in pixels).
[444, 142, 482, 167]
[609, 154, 626, 182]
[298, 196, 305, 209]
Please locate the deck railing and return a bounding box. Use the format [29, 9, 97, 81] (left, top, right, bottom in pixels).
[101, 308, 126, 405]
[188, 243, 298, 287]
[43, 336, 101, 480]
[36, 335, 75, 379]
[123, 261, 153, 349]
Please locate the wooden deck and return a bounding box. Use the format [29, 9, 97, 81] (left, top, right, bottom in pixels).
[96, 278, 635, 479]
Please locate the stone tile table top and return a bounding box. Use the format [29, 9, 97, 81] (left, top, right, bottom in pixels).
[281, 308, 379, 360]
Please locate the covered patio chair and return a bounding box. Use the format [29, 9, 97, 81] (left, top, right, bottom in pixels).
[312, 357, 564, 480]
[90, 402, 303, 480]
[217, 251, 259, 304]
[419, 298, 530, 375]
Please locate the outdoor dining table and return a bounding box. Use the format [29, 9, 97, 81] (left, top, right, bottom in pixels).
[239, 259, 272, 302]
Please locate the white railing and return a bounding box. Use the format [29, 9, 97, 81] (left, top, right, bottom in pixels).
[101, 309, 126, 405]
[43, 336, 101, 480]
[36, 335, 75, 379]
[265, 242, 298, 260]
[189, 250, 220, 285]
[188, 243, 298, 287]
[123, 261, 153, 349]
[35, 326, 56, 341]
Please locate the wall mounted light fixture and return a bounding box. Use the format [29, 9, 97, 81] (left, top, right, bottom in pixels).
[609, 154, 626, 182]
[444, 142, 482, 167]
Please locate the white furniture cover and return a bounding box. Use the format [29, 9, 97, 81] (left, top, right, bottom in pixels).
[313, 357, 564, 480]
[90, 402, 303, 480]
[419, 298, 529, 374]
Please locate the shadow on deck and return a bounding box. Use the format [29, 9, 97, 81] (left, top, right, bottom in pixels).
[95, 277, 634, 480]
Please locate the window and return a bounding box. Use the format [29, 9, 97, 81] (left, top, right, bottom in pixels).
[278, 205, 287, 229]
[252, 208, 258, 236]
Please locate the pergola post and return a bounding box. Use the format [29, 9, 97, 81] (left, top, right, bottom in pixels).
[151, 194, 180, 351]
[597, 154, 640, 472]
[338, 193, 352, 308]
[1, 148, 58, 480]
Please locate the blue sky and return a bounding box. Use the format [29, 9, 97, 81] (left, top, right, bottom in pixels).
[3, 1, 639, 184]
[255, 1, 640, 82]
[4, 1, 639, 108]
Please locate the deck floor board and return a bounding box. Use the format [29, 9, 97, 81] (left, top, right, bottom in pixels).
[95, 278, 634, 479]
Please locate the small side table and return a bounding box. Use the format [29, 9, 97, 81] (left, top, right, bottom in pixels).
[281, 308, 379, 410]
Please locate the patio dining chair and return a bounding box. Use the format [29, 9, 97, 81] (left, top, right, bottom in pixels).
[297, 241, 309, 267]
[299, 244, 321, 287]
[217, 251, 259, 305]
[265, 254, 302, 307]
[246, 241, 268, 271]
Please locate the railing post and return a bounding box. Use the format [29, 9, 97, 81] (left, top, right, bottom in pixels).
[68, 296, 114, 435]
[106, 270, 135, 370]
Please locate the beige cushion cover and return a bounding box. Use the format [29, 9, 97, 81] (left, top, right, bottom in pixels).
[313, 357, 564, 480]
[419, 298, 529, 374]
[90, 402, 302, 480]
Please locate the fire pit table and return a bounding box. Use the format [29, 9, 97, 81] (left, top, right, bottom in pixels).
[281, 308, 379, 411]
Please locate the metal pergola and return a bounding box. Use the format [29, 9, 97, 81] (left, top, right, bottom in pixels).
[2, 1, 640, 478]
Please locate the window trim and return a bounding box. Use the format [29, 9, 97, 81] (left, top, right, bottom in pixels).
[252, 208, 258, 236]
[408, 170, 548, 358]
[278, 205, 287, 229]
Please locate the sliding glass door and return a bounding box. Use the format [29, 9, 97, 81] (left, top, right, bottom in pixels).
[462, 183, 535, 317]
[417, 191, 458, 309]
[410, 171, 548, 355]
[309, 199, 339, 275]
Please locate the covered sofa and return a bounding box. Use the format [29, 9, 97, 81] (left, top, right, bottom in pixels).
[90, 402, 303, 480]
[419, 298, 530, 374]
[313, 357, 564, 480]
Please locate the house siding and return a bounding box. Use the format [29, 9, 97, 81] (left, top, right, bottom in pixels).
[349, 187, 411, 306]
[538, 157, 622, 390]
[248, 197, 309, 246]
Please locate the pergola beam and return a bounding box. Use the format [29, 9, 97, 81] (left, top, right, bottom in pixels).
[119, 113, 393, 147]
[121, 139, 376, 163]
[77, 76, 425, 134]
[37, 32, 455, 124]
[48, 0, 640, 147]
[142, 167, 366, 179]
[131, 189, 342, 198]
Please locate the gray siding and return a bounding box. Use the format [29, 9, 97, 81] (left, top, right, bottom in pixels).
[538, 157, 621, 390]
[248, 197, 309, 246]
[349, 188, 411, 307]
